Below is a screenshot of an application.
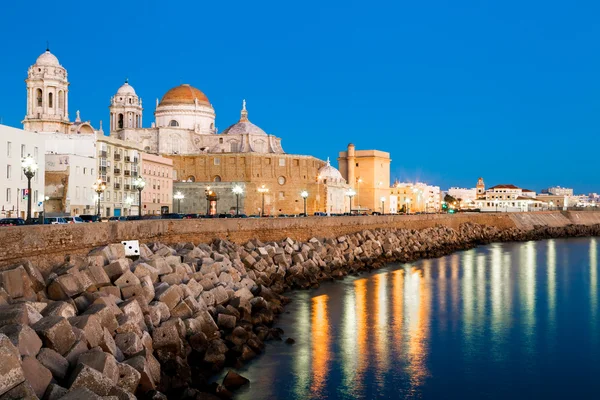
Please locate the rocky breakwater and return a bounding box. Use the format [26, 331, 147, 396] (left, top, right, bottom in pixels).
[0, 221, 599, 400]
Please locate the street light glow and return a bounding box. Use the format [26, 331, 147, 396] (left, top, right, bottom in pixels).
[21, 155, 38, 173]
[257, 185, 269, 194]
[134, 177, 146, 189]
[174, 192, 185, 200]
[300, 190, 309, 199]
[232, 185, 243, 195]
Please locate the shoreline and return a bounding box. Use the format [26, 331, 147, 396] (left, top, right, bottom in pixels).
[0, 222, 599, 399]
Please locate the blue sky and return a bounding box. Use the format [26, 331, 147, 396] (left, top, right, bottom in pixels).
[1, 0, 599, 193]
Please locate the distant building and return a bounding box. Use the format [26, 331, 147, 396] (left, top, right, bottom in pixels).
[390, 182, 440, 213]
[475, 184, 547, 212]
[541, 186, 574, 196]
[140, 153, 174, 215]
[45, 154, 96, 216]
[448, 187, 477, 208]
[338, 143, 391, 212]
[0, 125, 46, 219]
[476, 177, 485, 198]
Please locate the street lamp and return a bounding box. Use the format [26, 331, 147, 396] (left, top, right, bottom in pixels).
[345, 189, 356, 214]
[380, 196, 386, 214]
[92, 178, 106, 218]
[549, 201, 554, 211]
[21, 154, 38, 224]
[257, 185, 269, 217]
[125, 197, 133, 215]
[232, 185, 243, 216]
[174, 192, 184, 214]
[43, 196, 49, 223]
[405, 198, 411, 214]
[133, 177, 146, 217]
[300, 190, 308, 216]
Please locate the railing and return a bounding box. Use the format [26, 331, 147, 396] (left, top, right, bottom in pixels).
[125, 156, 131, 162]
[114, 168, 121, 175]
[99, 151, 107, 158]
[100, 166, 107, 173]
[124, 170, 130, 176]
[132, 172, 138, 177]
[114, 154, 121, 161]
[133, 158, 138, 163]
[124, 184, 130, 190]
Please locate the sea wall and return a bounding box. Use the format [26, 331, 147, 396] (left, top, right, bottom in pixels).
[2, 211, 600, 274]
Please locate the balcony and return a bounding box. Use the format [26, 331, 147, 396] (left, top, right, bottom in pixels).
[114, 168, 121, 175]
[157, 186, 161, 190]
[124, 170, 130, 176]
[100, 166, 107, 173]
[99, 151, 107, 158]
[132, 172, 138, 177]
[133, 158, 139, 163]
[124, 184, 131, 190]
[125, 156, 131, 163]
[152, 185, 156, 190]
[114, 183, 121, 190]
[114, 154, 121, 161]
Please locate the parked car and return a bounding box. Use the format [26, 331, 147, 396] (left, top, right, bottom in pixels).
[182, 213, 200, 219]
[161, 213, 183, 219]
[142, 215, 161, 220]
[45, 217, 67, 224]
[278, 214, 290, 218]
[79, 214, 101, 223]
[248, 215, 261, 218]
[313, 212, 327, 216]
[108, 216, 128, 222]
[64, 216, 84, 224]
[0, 218, 26, 226]
[126, 215, 142, 221]
[233, 214, 248, 218]
[218, 213, 234, 218]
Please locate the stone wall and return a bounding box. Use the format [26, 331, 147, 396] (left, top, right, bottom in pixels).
[2, 211, 600, 274]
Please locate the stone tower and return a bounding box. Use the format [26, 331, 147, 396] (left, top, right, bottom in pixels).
[109, 80, 143, 133]
[23, 48, 71, 133]
[476, 177, 485, 198]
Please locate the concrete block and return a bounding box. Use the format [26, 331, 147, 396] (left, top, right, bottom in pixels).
[0, 334, 25, 396]
[170, 301, 193, 319]
[89, 244, 126, 265]
[68, 363, 113, 396]
[133, 263, 159, 283]
[32, 316, 76, 356]
[151, 324, 182, 353]
[155, 285, 181, 310]
[0, 381, 37, 400]
[217, 314, 236, 330]
[85, 263, 112, 288]
[69, 315, 103, 348]
[78, 349, 119, 384]
[47, 274, 83, 300]
[114, 271, 140, 289]
[42, 383, 67, 400]
[42, 301, 77, 319]
[36, 348, 69, 381]
[83, 304, 119, 334]
[99, 286, 122, 299]
[109, 385, 137, 400]
[21, 355, 52, 398]
[64, 339, 89, 367]
[120, 285, 147, 305]
[123, 356, 155, 393]
[61, 387, 103, 400]
[23, 261, 46, 292]
[211, 286, 229, 305]
[115, 315, 143, 338]
[99, 328, 121, 361]
[147, 258, 172, 276]
[104, 259, 130, 282]
[0, 266, 34, 300]
[114, 333, 143, 358]
[115, 362, 140, 393]
[0, 324, 42, 357]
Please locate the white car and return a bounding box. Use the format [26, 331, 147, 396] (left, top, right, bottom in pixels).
[45, 217, 67, 224]
[64, 216, 84, 224]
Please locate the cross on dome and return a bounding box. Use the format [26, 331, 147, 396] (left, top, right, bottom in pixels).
[239, 99, 249, 122]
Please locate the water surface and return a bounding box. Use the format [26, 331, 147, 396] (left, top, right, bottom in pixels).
[232, 238, 600, 399]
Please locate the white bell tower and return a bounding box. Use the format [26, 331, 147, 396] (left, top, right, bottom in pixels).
[23, 48, 71, 133]
[109, 79, 143, 133]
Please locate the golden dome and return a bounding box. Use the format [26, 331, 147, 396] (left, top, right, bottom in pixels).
[159, 84, 210, 106]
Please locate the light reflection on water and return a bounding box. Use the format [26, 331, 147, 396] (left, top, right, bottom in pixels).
[233, 238, 600, 400]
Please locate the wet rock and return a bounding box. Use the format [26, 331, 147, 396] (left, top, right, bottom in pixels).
[222, 370, 249, 391]
[31, 316, 76, 356]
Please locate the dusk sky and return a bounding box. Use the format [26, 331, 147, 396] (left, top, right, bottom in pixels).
[1, 0, 599, 193]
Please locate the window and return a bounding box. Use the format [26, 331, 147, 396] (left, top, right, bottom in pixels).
[91, 168, 94, 176]
[7, 142, 11, 157]
[34, 147, 38, 159]
[118, 114, 124, 129]
[279, 191, 285, 200]
[21, 145, 25, 158]
[279, 158, 285, 167]
[356, 163, 359, 167]
[169, 120, 179, 127]
[36, 89, 43, 107]
[48, 92, 53, 108]
[278, 176, 286, 185]
[213, 176, 221, 182]
[214, 158, 220, 166]
[58, 91, 64, 109]
[6, 165, 11, 179]
[83, 167, 87, 175]
[76, 187, 80, 199]
[106, 191, 111, 201]
[76, 166, 80, 175]
[219, 138, 223, 144]
[6, 188, 10, 202]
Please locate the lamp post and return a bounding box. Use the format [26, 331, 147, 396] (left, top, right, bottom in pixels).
[258, 185, 269, 217]
[300, 190, 308, 216]
[43, 196, 49, 223]
[21, 154, 38, 224]
[232, 185, 243, 216]
[133, 177, 146, 217]
[92, 178, 106, 218]
[549, 201, 554, 211]
[405, 198, 411, 214]
[345, 189, 356, 214]
[125, 197, 133, 215]
[174, 192, 184, 214]
[380, 196, 386, 214]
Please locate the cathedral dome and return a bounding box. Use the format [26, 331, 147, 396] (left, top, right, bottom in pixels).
[116, 81, 136, 96]
[159, 84, 210, 106]
[318, 158, 344, 182]
[222, 100, 267, 136]
[36, 50, 60, 67]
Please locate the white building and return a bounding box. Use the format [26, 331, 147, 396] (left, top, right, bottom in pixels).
[317, 158, 349, 214]
[45, 154, 96, 215]
[448, 187, 477, 208]
[389, 182, 441, 213]
[475, 184, 547, 212]
[0, 124, 46, 219]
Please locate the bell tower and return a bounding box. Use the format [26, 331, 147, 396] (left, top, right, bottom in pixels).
[476, 177, 485, 198]
[23, 48, 71, 133]
[109, 79, 143, 133]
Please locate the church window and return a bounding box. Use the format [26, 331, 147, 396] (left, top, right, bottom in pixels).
[187, 176, 195, 182]
[230, 141, 240, 152]
[213, 175, 222, 182]
[294, 159, 300, 166]
[279, 191, 285, 200]
[36, 89, 42, 107]
[58, 91, 64, 109]
[210, 123, 214, 130]
[48, 92, 53, 108]
[219, 138, 223, 144]
[356, 163, 359, 167]
[278, 176, 286, 185]
[129, 98, 132, 104]
[118, 114, 124, 129]
[214, 158, 220, 166]
[169, 120, 179, 127]
[279, 158, 285, 167]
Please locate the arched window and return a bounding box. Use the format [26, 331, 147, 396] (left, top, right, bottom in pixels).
[118, 114, 124, 129]
[48, 92, 53, 108]
[213, 175, 222, 182]
[210, 123, 214, 130]
[36, 89, 43, 107]
[187, 176, 196, 182]
[129, 98, 132, 104]
[169, 120, 179, 127]
[58, 91, 64, 109]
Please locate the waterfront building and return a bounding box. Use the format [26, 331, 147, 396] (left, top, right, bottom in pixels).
[448, 187, 477, 208]
[476, 177, 485, 198]
[337, 143, 391, 212]
[536, 193, 569, 210]
[389, 182, 440, 213]
[475, 184, 547, 212]
[140, 153, 174, 215]
[0, 124, 46, 219]
[541, 186, 574, 196]
[45, 154, 96, 215]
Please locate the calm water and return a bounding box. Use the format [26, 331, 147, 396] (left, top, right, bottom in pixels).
[230, 238, 600, 399]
